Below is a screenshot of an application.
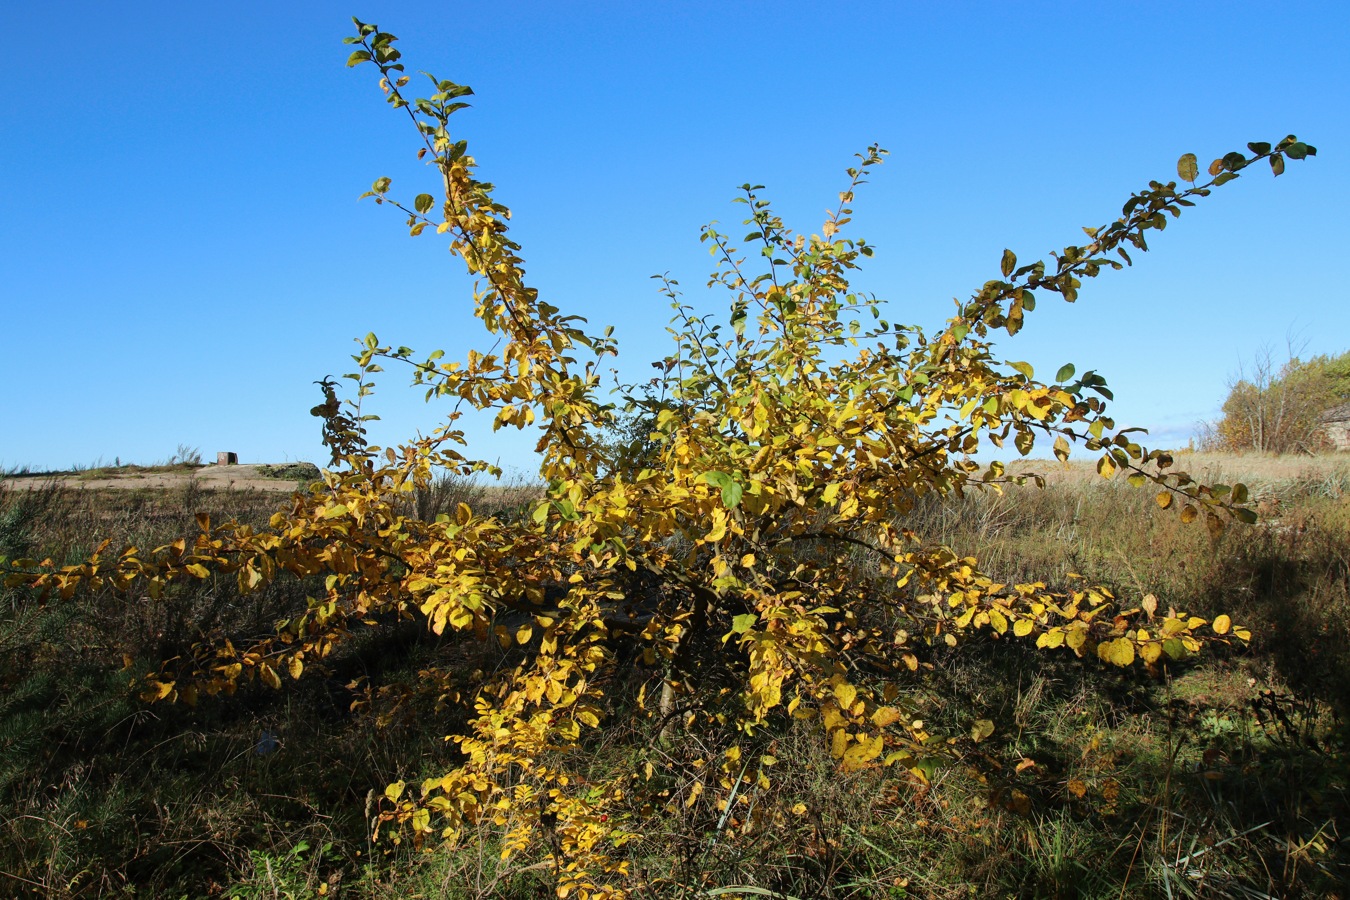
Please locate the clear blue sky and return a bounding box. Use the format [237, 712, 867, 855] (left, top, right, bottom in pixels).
[3, 2, 1346, 474]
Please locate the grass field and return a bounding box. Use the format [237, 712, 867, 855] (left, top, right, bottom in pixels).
[1, 455, 1346, 898]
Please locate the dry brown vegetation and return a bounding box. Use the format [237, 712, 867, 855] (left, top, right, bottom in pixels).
[1, 458, 1346, 898]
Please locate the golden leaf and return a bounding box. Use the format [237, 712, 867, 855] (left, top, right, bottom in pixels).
[1096, 454, 1116, 479]
[259, 664, 282, 690]
[871, 706, 902, 728]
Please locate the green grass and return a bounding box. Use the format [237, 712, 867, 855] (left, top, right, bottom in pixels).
[1, 460, 1346, 897]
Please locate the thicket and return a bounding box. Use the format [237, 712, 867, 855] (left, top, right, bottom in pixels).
[2, 18, 1331, 899]
[1203, 349, 1350, 454]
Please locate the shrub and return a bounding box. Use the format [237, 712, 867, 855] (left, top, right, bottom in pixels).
[6, 19, 1319, 899]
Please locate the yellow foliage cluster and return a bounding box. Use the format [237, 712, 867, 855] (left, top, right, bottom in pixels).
[5, 20, 1312, 899]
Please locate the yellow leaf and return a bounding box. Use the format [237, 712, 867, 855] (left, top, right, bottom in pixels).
[1212, 614, 1231, 635]
[971, 719, 995, 742]
[705, 508, 728, 543]
[842, 734, 884, 770]
[1067, 779, 1088, 799]
[871, 706, 901, 728]
[385, 780, 406, 803]
[1112, 639, 1135, 666]
[1180, 504, 1198, 524]
[1141, 593, 1157, 618]
[988, 608, 1009, 635]
[1097, 454, 1116, 479]
[1155, 492, 1172, 510]
[516, 624, 534, 645]
[288, 656, 304, 680]
[1013, 618, 1033, 637]
[259, 663, 282, 690]
[835, 682, 857, 711]
[411, 808, 431, 832]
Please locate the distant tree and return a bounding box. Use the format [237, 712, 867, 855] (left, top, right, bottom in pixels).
[1203, 346, 1350, 453]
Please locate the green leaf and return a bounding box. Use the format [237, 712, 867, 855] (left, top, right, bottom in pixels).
[1247, 141, 1272, 155]
[700, 471, 742, 508]
[346, 50, 372, 67]
[1009, 361, 1034, 380]
[1177, 153, 1199, 183]
[1055, 363, 1075, 383]
[701, 471, 732, 490]
[1285, 142, 1311, 160]
[1270, 154, 1286, 177]
[414, 193, 435, 214]
[731, 613, 757, 634]
[950, 323, 969, 343]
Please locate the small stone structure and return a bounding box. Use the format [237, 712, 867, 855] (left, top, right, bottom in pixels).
[1320, 403, 1350, 451]
[217, 451, 239, 466]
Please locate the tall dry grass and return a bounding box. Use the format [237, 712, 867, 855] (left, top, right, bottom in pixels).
[0, 461, 1345, 897]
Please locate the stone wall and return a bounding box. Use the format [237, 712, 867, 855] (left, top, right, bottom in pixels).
[1320, 403, 1350, 451]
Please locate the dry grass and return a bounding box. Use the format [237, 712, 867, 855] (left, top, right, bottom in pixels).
[1, 463, 1346, 898]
